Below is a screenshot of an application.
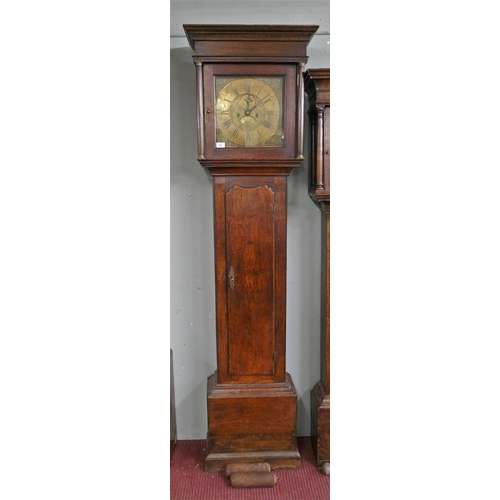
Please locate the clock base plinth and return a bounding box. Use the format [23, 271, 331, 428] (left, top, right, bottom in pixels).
[310, 380, 330, 467]
[205, 371, 301, 472]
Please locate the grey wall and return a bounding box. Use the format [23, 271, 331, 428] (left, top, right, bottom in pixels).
[170, 0, 330, 439]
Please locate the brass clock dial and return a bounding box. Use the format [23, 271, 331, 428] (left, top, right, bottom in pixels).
[215, 77, 283, 148]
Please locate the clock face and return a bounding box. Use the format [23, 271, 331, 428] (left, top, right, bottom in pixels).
[215, 77, 284, 148]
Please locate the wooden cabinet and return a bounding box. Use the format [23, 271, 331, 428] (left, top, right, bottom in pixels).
[304, 68, 330, 470]
[170, 349, 177, 461]
[184, 24, 318, 472]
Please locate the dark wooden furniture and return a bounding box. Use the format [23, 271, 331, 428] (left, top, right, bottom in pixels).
[304, 68, 330, 471]
[184, 24, 318, 472]
[170, 349, 177, 461]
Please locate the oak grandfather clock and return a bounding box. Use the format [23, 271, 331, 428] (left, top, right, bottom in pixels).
[304, 68, 330, 474]
[184, 24, 318, 472]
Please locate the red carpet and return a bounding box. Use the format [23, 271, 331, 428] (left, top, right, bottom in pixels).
[170, 438, 330, 500]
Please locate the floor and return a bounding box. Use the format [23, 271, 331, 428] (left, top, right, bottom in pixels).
[170, 438, 330, 500]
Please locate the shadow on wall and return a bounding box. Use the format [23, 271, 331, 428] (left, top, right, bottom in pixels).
[297, 391, 310, 437]
[170, 47, 202, 187]
[174, 363, 215, 440]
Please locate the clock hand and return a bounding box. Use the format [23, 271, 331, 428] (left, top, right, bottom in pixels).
[244, 94, 253, 110]
[248, 94, 270, 114]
